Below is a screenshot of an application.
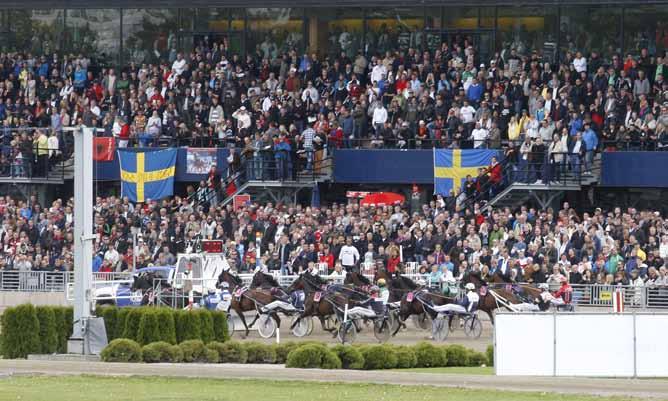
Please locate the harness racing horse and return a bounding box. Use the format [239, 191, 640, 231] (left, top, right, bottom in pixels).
[217, 270, 282, 337]
[373, 269, 418, 303]
[287, 273, 369, 336]
[460, 271, 522, 324]
[488, 271, 544, 305]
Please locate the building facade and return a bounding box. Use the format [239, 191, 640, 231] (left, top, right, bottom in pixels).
[0, 1, 667, 67]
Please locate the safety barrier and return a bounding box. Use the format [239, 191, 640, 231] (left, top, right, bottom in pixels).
[4, 271, 668, 309]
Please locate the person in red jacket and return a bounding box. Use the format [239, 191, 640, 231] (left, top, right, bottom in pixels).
[318, 246, 335, 271]
[487, 156, 503, 196]
[553, 276, 573, 306]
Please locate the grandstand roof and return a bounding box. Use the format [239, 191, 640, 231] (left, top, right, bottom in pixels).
[2, 0, 667, 8]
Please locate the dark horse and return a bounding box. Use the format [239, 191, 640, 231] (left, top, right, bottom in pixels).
[373, 269, 418, 303]
[287, 273, 369, 335]
[218, 270, 282, 337]
[488, 271, 543, 306]
[460, 270, 522, 324]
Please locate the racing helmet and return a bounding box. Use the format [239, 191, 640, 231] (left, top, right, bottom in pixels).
[465, 283, 476, 291]
[370, 285, 380, 293]
[538, 283, 549, 291]
[221, 281, 230, 289]
[377, 278, 386, 287]
[208, 288, 216, 295]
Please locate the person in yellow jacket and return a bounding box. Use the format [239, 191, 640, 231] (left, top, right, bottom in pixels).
[508, 115, 521, 141]
[33, 129, 49, 177]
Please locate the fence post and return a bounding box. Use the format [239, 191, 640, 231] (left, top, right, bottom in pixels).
[632, 311, 637, 378]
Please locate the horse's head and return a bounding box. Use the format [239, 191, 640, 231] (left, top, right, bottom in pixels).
[461, 270, 486, 289]
[287, 275, 305, 293]
[355, 272, 371, 286]
[220, 270, 242, 288]
[373, 269, 389, 284]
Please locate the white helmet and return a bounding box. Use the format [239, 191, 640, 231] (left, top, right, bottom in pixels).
[221, 281, 230, 289]
[538, 283, 549, 291]
[465, 283, 476, 291]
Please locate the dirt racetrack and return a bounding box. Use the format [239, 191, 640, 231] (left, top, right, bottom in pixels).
[1, 359, 667, 399]
[228, 311, 493, 350]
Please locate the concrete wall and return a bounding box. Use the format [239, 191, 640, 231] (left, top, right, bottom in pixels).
[0, 292, 69, 313]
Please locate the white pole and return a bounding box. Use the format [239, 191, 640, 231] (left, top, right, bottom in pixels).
[69, 126, 94, 353]
[276, 325, 280, 344]
[343, 303, 349, 323]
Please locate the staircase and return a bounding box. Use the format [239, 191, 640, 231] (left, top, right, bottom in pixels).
[465, 154, 602, 211]
[218, 156, 333, 207]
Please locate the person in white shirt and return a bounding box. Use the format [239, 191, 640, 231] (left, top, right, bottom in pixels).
[232, 106, 252, 131]
[47, 131, 60, 160]
[338, 237, 360, 272]
[471, 122, 489, 148]
[372, 103, 388, 135]
[572, 51, 587, 74]
[301, 81, 319, 104]
[459, 100, 476, 124]
[172, 53, 187, 76]
[370, 61, 387, 85]
[89, 100, 101, 119]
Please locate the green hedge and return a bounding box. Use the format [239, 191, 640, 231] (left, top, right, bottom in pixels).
[100, 338, 142, 362]
[35, 306, 58, 354]
[97, 306, 227, 346]
[413, 342, 448, 368]
[486, 344, 494, 367]
[100, 339, 490, 370]
[285, 343, 341, 369]
[0, 305, 73, 359]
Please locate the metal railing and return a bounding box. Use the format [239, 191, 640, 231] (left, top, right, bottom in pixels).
[5, 270, 668, 310]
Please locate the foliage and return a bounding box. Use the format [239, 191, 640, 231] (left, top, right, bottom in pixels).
[177, 311, 202, 343]
[0, 304, 41, 358]
[467, 350, 489, 367]
[486, 344, 494, 367]
[96, 306, 118, 341]
[35, 306, 58, 354]
[216, 341, 248, 364]
[394, 346, 418, 369]
[142, 341, 176, 363]
[100, 339, 142, 362]
[155, 308, 177, 345]
[179, 339, 207, 363]
[121, 308, 143, 341]
[331, 345, 364, 370]
[243, 342, 277, 364]
[285, 344, 341, 369]
[211, 310, 230, 343]
[196, 309, 215, 344]
[443, 345, 470, 367]
[412, 342, 447, 368]
[136, 309, 161, 346]
[358, 345, 397, 370]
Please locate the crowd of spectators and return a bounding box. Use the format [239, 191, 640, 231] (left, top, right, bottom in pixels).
[1, 37, 668, 180]
[1, 193, 668, 301]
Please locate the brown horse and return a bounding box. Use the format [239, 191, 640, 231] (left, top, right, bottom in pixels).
[287, 273, 368, 335]
[373, 269, 418, 303]
[218, 270, 281, 337]
[489, 271, 543, 305]
[460, 271, 522, 324]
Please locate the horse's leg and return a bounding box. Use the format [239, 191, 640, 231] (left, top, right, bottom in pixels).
[233, 304, 250, 338]
[485, 308, 495, 325]
[272, 312, 281, 329]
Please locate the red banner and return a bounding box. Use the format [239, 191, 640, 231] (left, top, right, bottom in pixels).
[93, 137, 115, 161]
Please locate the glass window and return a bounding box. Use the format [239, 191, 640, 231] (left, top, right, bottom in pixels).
[479, 7, 495, 29]
[192, 8, 244, 32]
[305, 8, 364, 59]
[623, 5, 668, 57]
[442, 7, 479, 30]
[497, 6, 558, 57]
[122, 9, 178, 65]
[246, 8, 304, 60]
[65, 9, 120, 66]
[559, 7, 621, 60]
[365, 7, 425, 54]
[5, 10, 65, 54]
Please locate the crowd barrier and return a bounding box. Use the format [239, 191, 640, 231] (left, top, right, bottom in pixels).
[495, 312, 668, 377]
[4, 270, 668, 309]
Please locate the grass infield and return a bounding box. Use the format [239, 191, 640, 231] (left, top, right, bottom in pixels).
[0, 375, 647, 401]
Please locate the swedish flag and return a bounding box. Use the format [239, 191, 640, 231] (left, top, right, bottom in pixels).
[433, 149, 498, 196]
[118, 149, 177, 203]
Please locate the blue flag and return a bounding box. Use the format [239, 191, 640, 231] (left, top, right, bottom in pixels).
[118, 149, 177, 203]
[433, 149, 498, 196]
